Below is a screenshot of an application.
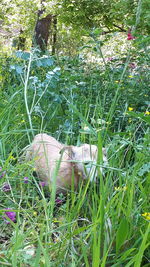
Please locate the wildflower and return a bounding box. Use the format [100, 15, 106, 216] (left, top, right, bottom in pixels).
[115, 80, 119, 83]
[55, 198, 63, 205]
[127, 32, 135, 40]
[142, 212, 150, 221]
[0, 171, 6, 179]
[55, 194, 65, 206]
[123, 186, 127, 191]
[9, 156, 16, 161]
[39, 181, 47, 187]
[128, 75, 133, 78]
[53, 236, 61, 243]
[129, 63, 136, 69]
[53, 218, 62, 223]
[97, 119, 106, 125]
[115, 186, 127, 192]
[115, 186, 120, 191]
[24, 176, 29, 184]
[24, 245, 35, 256]
[2, 183, 11, 192]
[145, 111, 150, 115]
[106, 57, 113, 61]
[83, 126, 90, 131]
[128, 107, 134, 111]
[0, 173, 4, 179]
[3, 208, 16, 224]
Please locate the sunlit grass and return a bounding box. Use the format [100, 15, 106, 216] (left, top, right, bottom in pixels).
[0, 42, 149, 266]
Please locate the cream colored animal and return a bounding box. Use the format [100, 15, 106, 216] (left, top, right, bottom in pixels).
[25, 133, 107, 193]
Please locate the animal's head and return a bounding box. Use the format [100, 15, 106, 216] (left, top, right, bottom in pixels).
[61, 144, 107, 181]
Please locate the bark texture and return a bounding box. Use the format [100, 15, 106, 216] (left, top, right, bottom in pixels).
[34, 13, 52, 51]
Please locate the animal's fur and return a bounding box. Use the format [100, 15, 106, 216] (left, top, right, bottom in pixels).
[25, 133, 107, 193]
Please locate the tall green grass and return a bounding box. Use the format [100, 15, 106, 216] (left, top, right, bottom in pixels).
[0, 33, 150, 267]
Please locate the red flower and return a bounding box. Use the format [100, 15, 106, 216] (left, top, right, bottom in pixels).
[127, 33, 135, 40]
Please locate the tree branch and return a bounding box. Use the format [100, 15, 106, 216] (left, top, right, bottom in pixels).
[112, 24, 127, 32]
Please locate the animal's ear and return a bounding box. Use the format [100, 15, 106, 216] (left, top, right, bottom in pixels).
[60, 146, 75, 159]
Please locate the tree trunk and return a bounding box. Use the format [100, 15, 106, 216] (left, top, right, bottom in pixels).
[34, 13, 52, 51]
[52, 16, 57, 55]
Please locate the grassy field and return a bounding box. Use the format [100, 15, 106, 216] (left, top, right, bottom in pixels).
[0, 38, 150, 266]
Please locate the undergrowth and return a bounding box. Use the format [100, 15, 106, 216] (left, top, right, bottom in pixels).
[0, 37, 150, 266]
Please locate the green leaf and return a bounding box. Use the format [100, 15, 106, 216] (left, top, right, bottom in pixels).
[133, 223, 150, 267]
[138, 163, 150, 176]
[68, 103, 97, 136]
[92, 28, 103, 35]
[119, 248, 136, 262]
[15, 51, 30, 60]
[116, 218, 129, 253]
[71, 225, 91, 236]
[36, 57, 54, 67]
[15, 65, 23, 74]
[128, 111, 150, 125]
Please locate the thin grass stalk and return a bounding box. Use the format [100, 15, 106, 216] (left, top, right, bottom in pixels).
[24, 52, 34, 138]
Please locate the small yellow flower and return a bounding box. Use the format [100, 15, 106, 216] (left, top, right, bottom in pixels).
[21, 119, 25, 123]
[123, 186, 127, 191]
[115, 186, 120, 191]
[34, 156, 40, 160]
[115, 80, 119, 83]
[145, 111, 150, 115]
[142, 212, 150, 220]
[52, 218, 61, 223]
[10, 155, 16, 160]
[115, 186, 127, 192]
[54, 236, 61, 243]
[33, 211, 37, 216]
[128, 107, 134, 111]
[128, 75, 133, 78]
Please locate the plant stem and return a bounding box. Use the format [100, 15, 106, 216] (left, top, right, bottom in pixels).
[24, 52, 34, 138]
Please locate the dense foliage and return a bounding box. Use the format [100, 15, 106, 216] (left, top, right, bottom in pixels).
[0, 0, 150, 53]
